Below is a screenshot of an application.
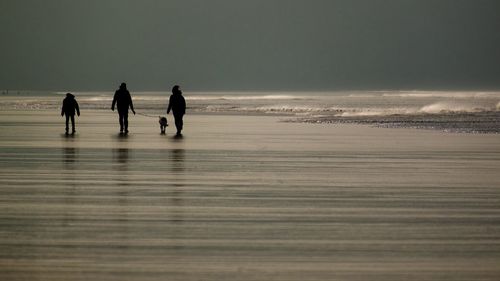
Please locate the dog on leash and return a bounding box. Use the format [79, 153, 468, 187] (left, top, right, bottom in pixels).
[159, 116, 168, 134]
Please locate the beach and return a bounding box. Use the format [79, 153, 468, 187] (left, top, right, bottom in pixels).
[1, 109, 500, 280]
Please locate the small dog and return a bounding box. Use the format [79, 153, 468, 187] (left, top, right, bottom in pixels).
[159, 116, 168, 134]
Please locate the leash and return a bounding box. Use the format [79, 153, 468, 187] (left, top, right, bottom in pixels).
[137, 112, 163, 118]
[137, 112, 169, 126]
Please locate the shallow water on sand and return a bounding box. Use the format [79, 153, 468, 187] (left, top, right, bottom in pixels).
[1, 110, 500, 280]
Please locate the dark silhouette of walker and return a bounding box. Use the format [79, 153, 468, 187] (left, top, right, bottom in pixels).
[61, 93, 80, 134]
[111, 83, 135, 133]
[167, 85, 186, 136]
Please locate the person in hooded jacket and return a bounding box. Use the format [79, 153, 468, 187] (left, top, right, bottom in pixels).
[167, 85, 186, 136]
[111, 82, 135, 133]
[61, 93, 80, 134]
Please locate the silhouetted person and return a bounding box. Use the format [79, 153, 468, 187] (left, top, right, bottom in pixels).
[61, 93, 80, 134]
[167, 85, 186, 136]
[111, 83, 135, 133]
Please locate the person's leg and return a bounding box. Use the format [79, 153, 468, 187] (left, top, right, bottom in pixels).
[119, 113, 124, 132]
[70, 115, 75, 133]
[124, 112, 129, 133]
[65, 115, 69, 134]
[174, 114, 183, 135]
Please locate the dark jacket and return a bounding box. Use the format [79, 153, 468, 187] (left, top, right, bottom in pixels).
[167, 93, 186, 115]
[61, 94, 80, 116]
[112, 89, 134, 113]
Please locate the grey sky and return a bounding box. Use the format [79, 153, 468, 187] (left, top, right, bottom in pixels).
[1, 0, 499, 91]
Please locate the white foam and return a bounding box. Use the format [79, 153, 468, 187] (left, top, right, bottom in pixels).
[255, 105, 328, 113]
[339, 108, 418, 117]
[187, 95, 306, 101]
[81, 96, 167, 102]
[419, 102, 485, 114]
[382, 91, 500, 98]
[83, 96, 113, 101]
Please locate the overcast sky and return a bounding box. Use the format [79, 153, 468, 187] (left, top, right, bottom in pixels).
[1, 0, 499, 91]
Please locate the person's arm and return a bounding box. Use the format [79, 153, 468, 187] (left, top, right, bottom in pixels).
[128, 92, 135, 114]
[61, 102, 65, 116]
[111, 92, 117, 111]
[75, 100, 80, 116]
[181, 97, 186, 115]
[167, 95, 173, 114]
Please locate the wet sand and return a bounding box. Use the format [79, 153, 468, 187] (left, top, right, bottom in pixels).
[1, 110, 500, 280]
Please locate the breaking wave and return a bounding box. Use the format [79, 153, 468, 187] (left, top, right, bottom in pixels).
[419, 102, 488, 114]
[187, 94, 307, 101]
[382, 91, 500, 99]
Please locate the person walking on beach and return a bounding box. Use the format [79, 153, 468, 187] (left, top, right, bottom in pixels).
[61, 93, 80, 135]
[111, 82, 135, 134]
[167, 85, 186, 136]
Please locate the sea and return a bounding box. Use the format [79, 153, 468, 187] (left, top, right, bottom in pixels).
[2, 90, 499, 133]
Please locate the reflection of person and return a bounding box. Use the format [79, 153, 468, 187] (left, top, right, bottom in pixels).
[61, 93, 80, 134]
[167, 85, 186, 136]
[111, 83, 135, 134]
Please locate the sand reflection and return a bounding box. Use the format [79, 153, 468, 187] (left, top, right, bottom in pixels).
[170, 149, 185, 208]
[63, 147, 77, 165]
[112, 148, 131, 196]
